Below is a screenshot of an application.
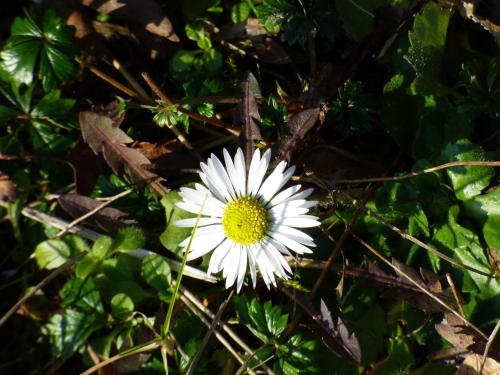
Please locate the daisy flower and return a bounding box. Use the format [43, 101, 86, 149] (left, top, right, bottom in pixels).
[175, 148, 320, 292]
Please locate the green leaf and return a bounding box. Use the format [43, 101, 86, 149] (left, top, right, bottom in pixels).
[406, 2, 451, 94]
[141, 253, 171, 290]
[112, 227, 145, 252]
[231, 2, 251, 23]
[278, 334, 316, 374]
[170, 50, 198, 75]
[335, 0, 386, 41]
[0, 104, 20, 123]
[91, 236, 113, 259]
[409, 3, 450, 48]
[75, 254, 99, 279]
[60, 277, 104, 314]
[371, 338, 414, 375]
[464, 187, 500, 251]
[432, 208, 499, 296]
[236, 297, 288, 343]
[160, 190, 194, 253]
[35, 235, 87, 269]
[0, 7, 78, 90]
[185, 23, 212, 50]
[43, 309, 104, 358]
[441, 139, 494, 201]
[97, 255, 153, 304]
[110, 293, 134, 320]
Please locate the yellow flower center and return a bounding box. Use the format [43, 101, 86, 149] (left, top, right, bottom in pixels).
[222, 197, 269, 245]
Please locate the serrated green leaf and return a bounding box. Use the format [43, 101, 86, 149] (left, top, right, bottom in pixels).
[43, 309, 104, 358]
[141, 253, 171, 290]
[35, 235, 87, 269]
[160, 190, 195, 253]
[60, 277, 104, 314]
[113, 227, 145, 252]
[441, 139, 493, 200]
[110, 293, 134, 320]
[464, 187, 500, 251]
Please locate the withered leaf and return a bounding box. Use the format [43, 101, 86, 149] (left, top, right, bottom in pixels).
[280, 286, 361, 364]
[79, 111, 166, 197]
[435, 314, 500, 361]
[319, 299, 362, 364]
[58, 194, 137, 232]
[134, 140, 198, 178]
[80, 0, 179, 42]
[235, 72, 262, 167]
[0, 171, 17, 202]
[277, 107, 320, 163]
[457, 354, 500, 375]
[358, 258, 454, 313]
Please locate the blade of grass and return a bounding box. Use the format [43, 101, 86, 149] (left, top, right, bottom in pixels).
[160, 192, 209, 374]
[80, 339, 161, 375]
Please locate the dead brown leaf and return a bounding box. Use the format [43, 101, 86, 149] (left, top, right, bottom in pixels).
[58, 194, 137, 232]
[456, 354, 500, 375]
[79, 111, 167, 197]
[435, 314, 500, 361]
[81, 0, 179, 42]
[0, 171, 17, 202]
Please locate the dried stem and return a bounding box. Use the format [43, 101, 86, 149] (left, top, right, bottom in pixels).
[187, 290, 234, 374]
[480, 319, 500, 374]
[330, 161, 500, 185]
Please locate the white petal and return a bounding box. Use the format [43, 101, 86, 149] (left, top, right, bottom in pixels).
[225, 247, 241, 288]
[284, 188, 314, 203]
[187, 233, 225, 260]
[236, 247, 248, 292]
[301, 200, 318, 209]
[179, 187, 225, 214]
[258, 161, 287, 202]
[200, 163, 232, 202]
[253, 247, 270, 288]
[248, 149, 271, 196]
[208, 154, 236, 199]
[276, 215, 320, 228]
[246, 246, 257, 287]
[207, 239, 231, 275]
[176, 201, 220, 217]
[270, 185, 301, 207]
[271, 201, 309, 218]
[266, 241, 291, 276]
[233, 148, 247, 196]
[269, 237, 292, 256]
[223, 149, 242, 197]
[175, 217, 222, 228]
[270, 232, 313, 254]
[272, 225, 316, 246]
